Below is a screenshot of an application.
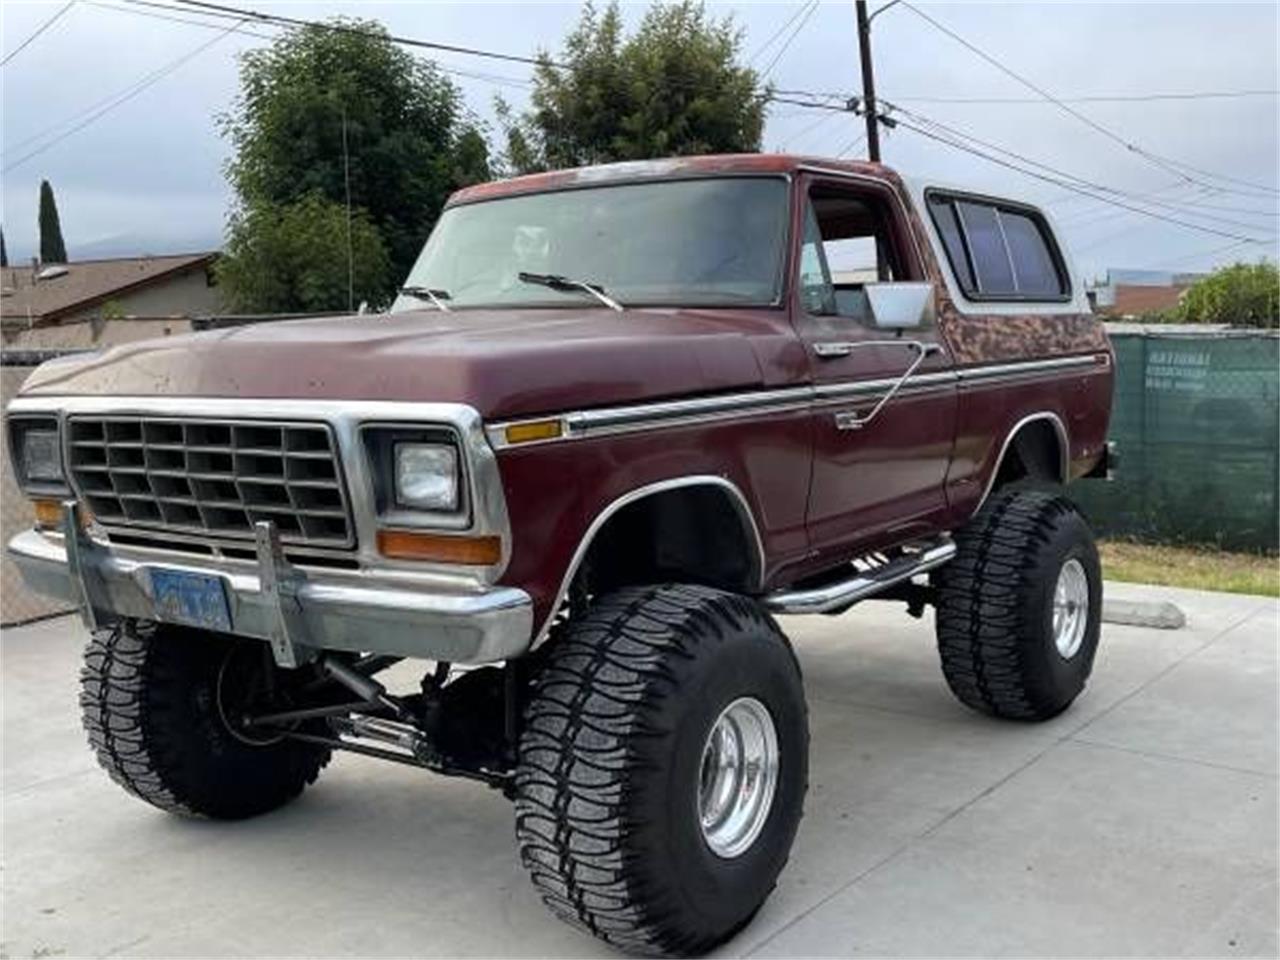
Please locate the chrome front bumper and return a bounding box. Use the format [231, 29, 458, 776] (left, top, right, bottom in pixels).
[8, 513, 533, 666]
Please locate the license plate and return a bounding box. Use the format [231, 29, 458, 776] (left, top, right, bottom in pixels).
[150, 569, 232, 632]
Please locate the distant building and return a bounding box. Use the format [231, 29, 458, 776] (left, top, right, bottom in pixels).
[1087, 267, 1206, 319]
[0, 252, 222, 349]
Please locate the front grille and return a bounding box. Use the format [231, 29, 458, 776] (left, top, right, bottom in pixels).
[67, 416, 355, 548]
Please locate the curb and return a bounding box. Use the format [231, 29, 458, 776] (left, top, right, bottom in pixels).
[1101, 598, 1187, 630]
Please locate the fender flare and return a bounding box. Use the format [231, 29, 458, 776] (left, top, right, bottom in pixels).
[530, 475, 766, 648]
[973, 411, 1070, 515]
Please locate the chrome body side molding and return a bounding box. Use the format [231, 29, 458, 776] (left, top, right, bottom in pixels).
[489, 353, 1107, 449]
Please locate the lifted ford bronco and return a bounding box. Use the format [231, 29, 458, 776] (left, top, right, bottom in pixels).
[8, 155, 1113, 956]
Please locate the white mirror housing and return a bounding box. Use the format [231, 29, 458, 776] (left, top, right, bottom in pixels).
[866, 282, 935, 329]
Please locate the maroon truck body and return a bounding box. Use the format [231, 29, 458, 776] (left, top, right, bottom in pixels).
[7, 154, 1116, 957]
[16, 155, 1112, 639]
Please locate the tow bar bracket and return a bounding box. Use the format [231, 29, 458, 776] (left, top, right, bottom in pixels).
[254, 520, 316, 669]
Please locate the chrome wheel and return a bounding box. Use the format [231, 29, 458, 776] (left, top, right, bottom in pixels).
[1053, 558, 1090, 659]
[697, 697, 779, 859]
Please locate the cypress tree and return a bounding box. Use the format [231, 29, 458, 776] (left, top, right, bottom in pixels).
[38, 180, 68, 263]
[0, 226, 7, 268]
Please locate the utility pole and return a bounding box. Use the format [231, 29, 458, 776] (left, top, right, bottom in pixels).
[855, 0, 880, 162]
[340, 101, 354, 314]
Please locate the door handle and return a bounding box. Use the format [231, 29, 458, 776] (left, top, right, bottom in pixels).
[833, 341, 940, 431]
[813, 342, 855, 358]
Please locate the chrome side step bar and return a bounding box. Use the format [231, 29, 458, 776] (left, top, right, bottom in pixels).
[764, 539, 957, 615]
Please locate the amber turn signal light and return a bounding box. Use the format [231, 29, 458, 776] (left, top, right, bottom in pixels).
[377, 529, 502, 565]
[504, 419, 563, 445]
[31, 499, 64, 529]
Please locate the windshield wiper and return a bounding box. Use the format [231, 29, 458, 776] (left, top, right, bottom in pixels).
[399, 286, 452, 312]
[517, 272, 624, 313]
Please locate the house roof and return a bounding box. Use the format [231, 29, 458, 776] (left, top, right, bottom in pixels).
[0, 252, 217, 323]
[1100, 283, 1190, 318]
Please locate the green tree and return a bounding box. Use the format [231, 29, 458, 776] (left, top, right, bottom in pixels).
[0, 225, 8, 268]
[219, 192, 392, 313]
[38, 180, 68, 263]
[1176, 261, 1279, 328]
[219, 18, 489, 310]
[500, 1, 767, 174]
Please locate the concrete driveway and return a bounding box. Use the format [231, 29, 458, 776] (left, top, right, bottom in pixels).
[2, 581, 1275, 958]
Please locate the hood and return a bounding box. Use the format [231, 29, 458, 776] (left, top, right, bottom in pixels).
[18, 307, 775, 419]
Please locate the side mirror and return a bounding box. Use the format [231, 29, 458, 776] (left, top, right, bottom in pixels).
[866, 282, 935, 329]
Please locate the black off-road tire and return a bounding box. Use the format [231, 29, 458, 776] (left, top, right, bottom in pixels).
[80, 620, 331, 819]
[935, 488, 1102, 721]
[515, 584, 808, 957]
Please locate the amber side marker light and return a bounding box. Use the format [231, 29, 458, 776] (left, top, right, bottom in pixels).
[504, 419, 562, 445]
[32, 499, 64, 529]
[377, 529, 502, 565]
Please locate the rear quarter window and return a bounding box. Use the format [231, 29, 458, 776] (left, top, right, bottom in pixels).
[1001, 210, 1064, 297]
[926, 192, 1069, 302]
[956, 201, 1016, 295]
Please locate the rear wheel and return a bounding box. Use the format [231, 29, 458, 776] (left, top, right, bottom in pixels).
[515, 584, 808, 957]
[80, 620, 331, 819]
[935, 489, 1102, 720]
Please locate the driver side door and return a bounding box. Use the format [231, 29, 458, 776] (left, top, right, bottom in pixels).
[796, 173, 957, 559]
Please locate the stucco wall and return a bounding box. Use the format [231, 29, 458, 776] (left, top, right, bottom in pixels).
[62, 265, 222, 324]
[0, 265, 217, 350]
[1, 317, 195, 350]
[1, 363, 73, 625]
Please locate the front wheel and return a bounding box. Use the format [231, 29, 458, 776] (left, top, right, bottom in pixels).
[80, 621, 331, 819]
[515, 585, 808, 957]
[935, 489, 1102, 721]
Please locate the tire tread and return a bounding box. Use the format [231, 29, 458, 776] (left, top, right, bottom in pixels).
[515, 584, 804, 957]
[80, 620, 329, 819]
[936, 489, 1090, 720]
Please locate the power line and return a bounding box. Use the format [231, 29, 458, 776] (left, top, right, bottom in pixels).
[777, 107, 843, 152]
[158, 0, 567, 69]
[10, 0, 528, 167]
[773, 91, 1278, 235]
[889, 89, 1280, 105]
[93, 1, 536, 89]
[1148, 239, 1265, 270]
[2, 17, 244, 172]
[1053, 181, 1191, 226]
[887, 101, 1278, 235]
[760, 0, 819, 79]
[835, 133, 867, 158]
[900, 2, 1280, 199]
[768, 95, 851, 113]
[87, 0, 273, 39]
[889, 113, 1273, 244]
[133, 0, 751, 97]
[1071, 219, 1158, 255]
[775, 86, 1280, 105]
[1, 1, 76, 67]
[771, 87, 848, 101]
[1055, 183, 1276, 223]
[748, 3, 813, 65]
[1130, 153, 1280, 200]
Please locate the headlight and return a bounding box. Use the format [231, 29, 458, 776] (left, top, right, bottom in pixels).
[22, 429, 62, 482]
[8, 417, 66, 491]
[395, 442, 458, 511]
[361, 425, 467, 522]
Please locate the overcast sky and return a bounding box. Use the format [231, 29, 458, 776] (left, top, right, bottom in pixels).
[2, 0, 1277, 282]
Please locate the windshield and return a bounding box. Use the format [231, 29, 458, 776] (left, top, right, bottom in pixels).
[392, 177, 790, 311]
